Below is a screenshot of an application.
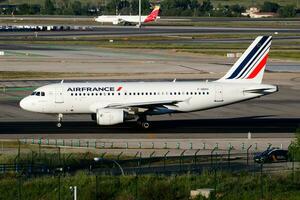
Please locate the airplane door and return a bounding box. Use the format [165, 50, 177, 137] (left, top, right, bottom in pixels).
[214, 85, 223, 102]
[55, 85, 64, 103]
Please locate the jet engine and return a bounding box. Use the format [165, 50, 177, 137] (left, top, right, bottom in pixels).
[96, 109, 135, 125]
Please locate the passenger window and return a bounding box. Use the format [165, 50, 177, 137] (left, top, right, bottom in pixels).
[71, 93, 73, 96]
[31, 92, 36, 96]
[36, 92, 40, 96]
[41, 92, 45, 96]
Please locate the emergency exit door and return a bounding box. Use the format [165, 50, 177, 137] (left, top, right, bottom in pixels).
[55, 85, 64, 103]
[214, 85, 223, 102]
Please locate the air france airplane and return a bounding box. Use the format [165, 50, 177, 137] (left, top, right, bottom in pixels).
[95, 6, 160, 25]
[20, 36, 277, 129]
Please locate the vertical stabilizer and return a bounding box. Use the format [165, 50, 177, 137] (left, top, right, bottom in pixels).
[217, 36, 272, 84]
[144, 6, 160, 23]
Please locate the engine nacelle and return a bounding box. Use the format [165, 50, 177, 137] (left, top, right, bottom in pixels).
[112, 20, 119, 25]
[96, 109, 124, 125]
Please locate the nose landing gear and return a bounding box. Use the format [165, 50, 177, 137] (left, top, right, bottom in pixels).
[57, 113, 63, 128]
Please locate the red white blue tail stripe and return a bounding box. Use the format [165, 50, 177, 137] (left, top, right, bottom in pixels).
[219, 36, 272, 84]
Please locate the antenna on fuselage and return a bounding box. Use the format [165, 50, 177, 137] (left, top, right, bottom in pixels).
[61, 80, 64, 84]
[173, 79, 176, 82]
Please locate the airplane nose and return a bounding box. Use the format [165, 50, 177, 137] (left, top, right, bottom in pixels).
[20, 97, 31, 111]
[19, 98, 27, 110]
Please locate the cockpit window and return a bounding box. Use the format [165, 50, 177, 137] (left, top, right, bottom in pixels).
[30, 91, 45, 96]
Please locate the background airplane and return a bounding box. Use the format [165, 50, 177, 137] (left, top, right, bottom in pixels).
[20, 36, 277, 129]
[95, 6, 160, 25]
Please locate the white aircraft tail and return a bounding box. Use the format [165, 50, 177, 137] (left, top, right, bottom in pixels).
[217, 36, 272, 84]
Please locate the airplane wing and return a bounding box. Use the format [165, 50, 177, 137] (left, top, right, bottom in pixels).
[105, 100, 183, 109]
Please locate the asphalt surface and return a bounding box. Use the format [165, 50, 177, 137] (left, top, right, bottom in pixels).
[1, 36, 300, 50]
[0, 26, 300, 37]
[0, 118, 298, 138]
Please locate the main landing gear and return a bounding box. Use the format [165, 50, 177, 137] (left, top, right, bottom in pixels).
[137, 116, 150, 129]
[57, 113, 63, 128]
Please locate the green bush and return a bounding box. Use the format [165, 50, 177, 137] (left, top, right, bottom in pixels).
[0, 171, 299, 200]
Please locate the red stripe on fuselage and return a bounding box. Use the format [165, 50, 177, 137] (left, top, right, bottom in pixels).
[247, 54, 268, 79]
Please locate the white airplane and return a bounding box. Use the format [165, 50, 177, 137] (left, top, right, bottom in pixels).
[95, 6, 160, 25]
[20, 36, 277, 129]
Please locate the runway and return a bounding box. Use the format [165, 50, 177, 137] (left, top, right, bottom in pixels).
[1, 26, 300, 37]
[0, 118, 298, 139]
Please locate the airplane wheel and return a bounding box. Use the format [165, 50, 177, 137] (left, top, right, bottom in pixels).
[142, 122, 150, 129]
[57, 122, 62, 128]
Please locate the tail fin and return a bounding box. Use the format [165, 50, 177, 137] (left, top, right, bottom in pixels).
[217, 36, 272, 84]
[144, 6, 160, 23]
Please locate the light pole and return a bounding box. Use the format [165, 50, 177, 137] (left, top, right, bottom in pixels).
[138, 0, 141, 28]
[93, 157, 125, 176]
[69, 186, 77, 200]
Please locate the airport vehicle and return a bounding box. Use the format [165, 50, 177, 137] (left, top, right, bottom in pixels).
[20, 36, 277, 129]
[254, 148, 288, 163]
[95, 6, 160, 25]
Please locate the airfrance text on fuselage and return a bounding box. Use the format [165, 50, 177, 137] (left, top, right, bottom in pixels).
[67, 87, 115, 92]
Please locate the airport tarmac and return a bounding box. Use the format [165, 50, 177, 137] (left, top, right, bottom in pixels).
[0, 26, 300, 37]
[0, 45, 299, 75]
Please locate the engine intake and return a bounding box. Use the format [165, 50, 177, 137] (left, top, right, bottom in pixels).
[96, 109, 124, 125]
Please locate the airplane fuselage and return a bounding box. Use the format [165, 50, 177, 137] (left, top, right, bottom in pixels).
[95, 15, 148, 24]
[20, 81, 277, 115]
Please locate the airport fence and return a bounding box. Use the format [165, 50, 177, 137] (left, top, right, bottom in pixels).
[18, 137, 284, 151]
[0, 140, 298, 176]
